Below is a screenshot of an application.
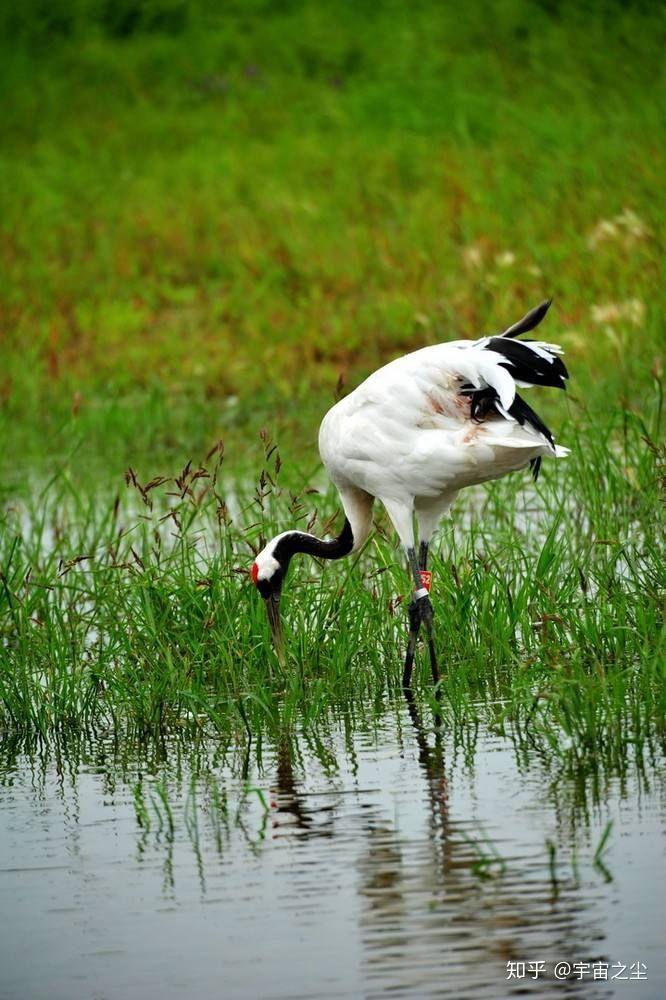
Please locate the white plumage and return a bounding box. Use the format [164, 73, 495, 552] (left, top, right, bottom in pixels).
[319, 319, 567, 552]
[251, 300, 569, 685]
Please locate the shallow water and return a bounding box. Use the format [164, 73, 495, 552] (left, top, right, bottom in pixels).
[1, 699, 663, 1000]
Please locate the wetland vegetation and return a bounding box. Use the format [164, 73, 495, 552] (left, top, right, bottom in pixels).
[0, 1, 664, 995]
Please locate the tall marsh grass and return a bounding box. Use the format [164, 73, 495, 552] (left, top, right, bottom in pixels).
[0, 1, 663, 782]
[1, 399, 663, 768]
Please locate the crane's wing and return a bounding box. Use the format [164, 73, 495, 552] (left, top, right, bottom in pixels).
[461, 331, 568, 422]
[319, 302, 569, 503]
[424, 303, 568, 478]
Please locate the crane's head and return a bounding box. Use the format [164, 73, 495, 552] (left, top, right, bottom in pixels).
[250, 533, 296, 654]
[250, 520, 353, 656]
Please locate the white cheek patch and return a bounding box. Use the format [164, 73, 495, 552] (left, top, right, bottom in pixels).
[254, 531, 293, 582]
[255, 551, 281, 582]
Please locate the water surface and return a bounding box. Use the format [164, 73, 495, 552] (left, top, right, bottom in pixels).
[1, 698, 663, 999]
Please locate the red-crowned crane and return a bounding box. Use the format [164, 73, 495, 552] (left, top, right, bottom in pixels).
[251, 301, 569, 687]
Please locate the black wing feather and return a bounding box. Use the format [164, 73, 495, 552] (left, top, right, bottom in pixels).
[501, 300, 552, 339]
[484, 337, 569, 388]
[468, 387, 556, 446]
[509, 392, 555, 446]
[461, 300, 567, 481]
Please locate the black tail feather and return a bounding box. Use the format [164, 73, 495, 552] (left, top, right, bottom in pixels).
[501, 300, 552, 339]
[467, 387, 555, 450]
[484, 336, 569, 388]
[469, 386, 497, 421]
[509, 392, 555, 446]
[464, 300, 565, 480]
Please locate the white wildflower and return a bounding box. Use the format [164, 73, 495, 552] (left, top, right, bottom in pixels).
[590, 298, 645, 327]
[625, 298, 646, 325]
[495, 251, 516, 268]
[587, 219, 619, 249]
[615, 207, 651, 242]
[560, 329, 585, 350]
[590, 303, 622, 325]
[462, 243, 484, 269]
[587, 207, 652, 250]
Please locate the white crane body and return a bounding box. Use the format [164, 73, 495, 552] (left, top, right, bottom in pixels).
[319, 334, 567, 552]
[251, 300, 569, 687]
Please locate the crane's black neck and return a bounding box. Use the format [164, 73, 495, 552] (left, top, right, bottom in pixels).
[272, 517, 354, 567]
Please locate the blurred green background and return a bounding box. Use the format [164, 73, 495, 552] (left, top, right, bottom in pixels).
[1, 0, 663, 475]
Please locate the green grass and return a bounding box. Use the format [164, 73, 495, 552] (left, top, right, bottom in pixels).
[1, 399, 663, 772]
[0, 2, 664, 774]
[0, 0, 664, 470]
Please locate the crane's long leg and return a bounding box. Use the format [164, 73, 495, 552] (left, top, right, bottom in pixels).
[420, 544, 439, 686]
[403, 544, 440, 689]
[402, 597, 421, 689]
[416, 544, 440, 688]
[403, 545, 428, 689]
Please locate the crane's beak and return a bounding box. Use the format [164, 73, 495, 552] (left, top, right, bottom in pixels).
[263, 592, 285, 663]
